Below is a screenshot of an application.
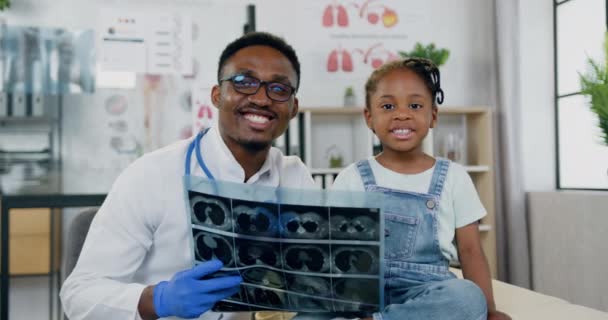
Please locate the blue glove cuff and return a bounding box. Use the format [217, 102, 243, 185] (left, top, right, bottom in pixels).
[153, 281, 169, 318]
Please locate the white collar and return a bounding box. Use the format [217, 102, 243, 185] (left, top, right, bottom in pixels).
[197, 126, 276, 185]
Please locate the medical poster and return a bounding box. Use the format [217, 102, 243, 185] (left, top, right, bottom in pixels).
[257, 0, 430, 106]
[185, 177, 384, 314]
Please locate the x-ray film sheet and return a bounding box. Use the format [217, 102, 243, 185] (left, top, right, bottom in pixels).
[184, 176, 385, 314]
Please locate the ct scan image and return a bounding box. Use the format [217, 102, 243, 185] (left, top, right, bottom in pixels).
[192, 229, 235, 268]
[189, 192, 233, 232]
[235, 238, 282, 269]
[280, 204, 330, 240]
[187, 188, 383, 314]
[329, 206, 380, 241]
[331, 245, 380, 275]
[282, 243, 331, 273]
[232, 199, 280, 237]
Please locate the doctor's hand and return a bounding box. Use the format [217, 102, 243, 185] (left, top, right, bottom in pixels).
[152, 260, 242, 319]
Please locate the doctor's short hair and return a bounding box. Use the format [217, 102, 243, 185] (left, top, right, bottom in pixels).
[217, 32, 301, 91]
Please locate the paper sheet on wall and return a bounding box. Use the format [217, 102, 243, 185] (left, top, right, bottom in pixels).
[98, 9, 192, 75]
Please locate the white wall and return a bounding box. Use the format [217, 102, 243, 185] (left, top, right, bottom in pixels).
[255, 0, 498, 169]
[3, 0, 502, 271]
[427, 0, 497, 107]
[2, 0, 248, 181]
[519, 3, 608, 309]
[255, 0, 497, 107]
[519, 0, 556, 191]
[2, 0, 500, 160]
[1, 0, 249, 262]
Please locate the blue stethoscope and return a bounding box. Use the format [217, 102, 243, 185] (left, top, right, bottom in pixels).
[186, 127, 283, 233]
[185, 128, 215, 179]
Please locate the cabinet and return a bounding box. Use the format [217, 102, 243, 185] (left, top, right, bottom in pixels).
[436, 106, 497, 277]
[279, 106, 498, 277]
[9, 208, 53, 275]
[1, 99, 61, 275]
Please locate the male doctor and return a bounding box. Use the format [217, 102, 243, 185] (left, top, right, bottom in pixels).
[61, 32, 315, 320]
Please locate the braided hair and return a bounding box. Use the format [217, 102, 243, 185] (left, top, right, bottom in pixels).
[365, 57, 444, 109]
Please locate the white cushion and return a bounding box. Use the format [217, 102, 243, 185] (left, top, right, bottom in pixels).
[451, 268, 608, 320]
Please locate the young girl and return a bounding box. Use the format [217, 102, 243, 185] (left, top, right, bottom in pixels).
[326, 58, 511, 320]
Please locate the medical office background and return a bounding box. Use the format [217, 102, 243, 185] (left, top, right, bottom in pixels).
[0, 0, 607, 319]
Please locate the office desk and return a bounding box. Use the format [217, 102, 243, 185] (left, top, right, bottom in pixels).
[0, 168, 106, 320]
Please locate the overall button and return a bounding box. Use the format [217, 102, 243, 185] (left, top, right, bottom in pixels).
[426, 200, 436, 209]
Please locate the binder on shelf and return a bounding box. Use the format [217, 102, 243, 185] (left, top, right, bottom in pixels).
[11, 93, 26, 117]
[0, 93, 7, 117]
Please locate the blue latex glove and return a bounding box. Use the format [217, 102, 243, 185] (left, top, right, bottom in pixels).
[153, 260, 242, 319]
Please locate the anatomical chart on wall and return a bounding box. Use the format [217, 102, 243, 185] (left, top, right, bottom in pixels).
[185, 177, 385, 314]
[257, 0, 430, 106]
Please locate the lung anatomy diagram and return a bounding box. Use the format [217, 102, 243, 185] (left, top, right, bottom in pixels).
[327, 43, 399, 73]
[322, 0, 399, 29]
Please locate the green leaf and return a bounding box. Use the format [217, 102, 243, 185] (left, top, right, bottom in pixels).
[399, 42, 450, 67]
[579, 32, 608, 145]
[0, 0, 9, 10]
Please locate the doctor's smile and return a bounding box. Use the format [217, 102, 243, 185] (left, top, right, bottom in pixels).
[238, 106, 277, 131]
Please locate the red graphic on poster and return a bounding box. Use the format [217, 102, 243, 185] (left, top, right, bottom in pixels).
[358, 0, 398, 28]
[194, 102, 214, 129]
[323, 4, 349, 27]
[196, 103, 213, 119]
[356, 43, 399, 69]
[327, 43, 398, 72]
[322, 0, 398, 28]
[327, 48, 353, 72]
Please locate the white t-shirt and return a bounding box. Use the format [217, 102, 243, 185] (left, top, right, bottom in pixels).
[60, 126, 316, 320]
[331, 157, 486, 262]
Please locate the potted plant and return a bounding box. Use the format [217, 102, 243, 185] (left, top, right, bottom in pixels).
[0, 0, 10, 10]
[399, 42, 450, 67]
[343, 86, 356, 107]
[579, 32, 608, 146]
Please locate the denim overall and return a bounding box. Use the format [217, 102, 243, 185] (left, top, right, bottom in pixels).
[356, 158, 487, 320]
[293, 159, 487, 320]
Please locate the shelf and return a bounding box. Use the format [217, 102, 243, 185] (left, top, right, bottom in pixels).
[298, 105, 496, 277]
[310, 168, 343, 175]
[0, 149, 51, 155]
[0, 116, 55, 124]
[312, 165, 490, 175]
[299, 106, 489, 116]
[464, 165, 490, 173]
[300, 107, 364, 115]
[438, 106, 489, 115]
[0, 117, 55, 133]
[479, 224, 492, 232]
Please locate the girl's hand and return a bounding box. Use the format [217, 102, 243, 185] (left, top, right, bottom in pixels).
[488, 309, 511, 320]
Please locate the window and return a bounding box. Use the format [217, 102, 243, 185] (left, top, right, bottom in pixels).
[555, 0, 608, 189]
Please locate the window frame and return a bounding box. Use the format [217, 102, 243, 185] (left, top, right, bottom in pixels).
[553, 0, 608, 190]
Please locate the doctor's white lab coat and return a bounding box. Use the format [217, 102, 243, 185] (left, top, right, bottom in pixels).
[60, 127, 316, 320]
